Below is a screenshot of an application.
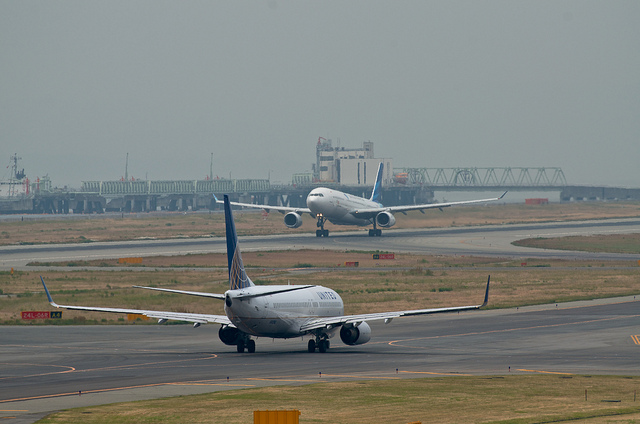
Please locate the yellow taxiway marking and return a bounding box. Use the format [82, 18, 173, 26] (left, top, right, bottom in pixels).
[0, 385, 162, 404]
[248, 378, 320, 383]
[0, 379, 250, 404]
[631, 335, 640, 345]
[517, 369, 574, 375]
[249, 374, 401, 382]
[317, 374, 401, 380]
[167, 382, 255, 387]
[0, 363, 76, 381]
[389, 312, 640, 349]
[0, 355, 218, 383]
[400, 371, 473, 377]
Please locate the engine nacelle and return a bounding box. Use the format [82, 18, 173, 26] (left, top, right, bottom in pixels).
[283, 212, 303, 228]
[218, 326, 241, 346]
[339, 322, 372, 346]
[375, 211, 396, 228]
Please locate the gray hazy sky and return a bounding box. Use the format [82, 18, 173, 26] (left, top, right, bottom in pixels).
[1, 1, 639, 188]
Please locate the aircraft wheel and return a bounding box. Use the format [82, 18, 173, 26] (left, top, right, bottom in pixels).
[307, 339, 316, 353]
[247, 339, 256, 353]
[236, 340, 245, 353]
[323, 229, 329, 237]
[376, 229, 382, 236]
[318, 339, 328, 353]
[368, 229, 375, 237]
[316, 230, 322, 237]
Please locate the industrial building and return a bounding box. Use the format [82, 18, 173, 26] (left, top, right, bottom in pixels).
[313, 138, 393, 187]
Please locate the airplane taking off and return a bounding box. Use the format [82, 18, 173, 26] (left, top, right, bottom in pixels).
[216, 163, 506, 237]
[41, 194, 490, 353]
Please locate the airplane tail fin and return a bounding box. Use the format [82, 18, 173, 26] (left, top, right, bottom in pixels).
[481, 275, 490, 308]
[223, 195, 254, 290]
[370, 162, 384, 203]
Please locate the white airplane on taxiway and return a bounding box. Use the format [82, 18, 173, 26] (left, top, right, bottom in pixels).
[216, 163, 506, 237]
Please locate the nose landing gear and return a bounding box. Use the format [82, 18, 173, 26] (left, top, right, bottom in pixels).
[315, 215, 329, 237]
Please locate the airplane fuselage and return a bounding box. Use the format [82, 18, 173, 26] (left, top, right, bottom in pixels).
[224, 285, 344, 338]
[306, 187, 382, 226]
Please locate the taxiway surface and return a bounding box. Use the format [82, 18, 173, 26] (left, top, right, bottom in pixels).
[2, 218, 640, 270]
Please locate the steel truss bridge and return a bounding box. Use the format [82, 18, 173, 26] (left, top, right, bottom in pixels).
[79, 167, 566, 198]
[396, 167, 567, 189]
[72, 168, 567, 212]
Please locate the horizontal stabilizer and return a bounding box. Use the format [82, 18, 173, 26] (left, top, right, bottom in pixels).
[133, 286, 225, 300]
[40, 277, 230, 326]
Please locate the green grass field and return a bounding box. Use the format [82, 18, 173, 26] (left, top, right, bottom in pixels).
[37, 375, 640, 424]
[2, 253, 639, 324]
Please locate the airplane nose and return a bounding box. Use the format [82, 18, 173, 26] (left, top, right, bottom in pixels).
[306, 195, 317, 209]
[307, 195, 325, 214]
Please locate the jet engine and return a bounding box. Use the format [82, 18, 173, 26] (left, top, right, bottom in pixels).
[283, 212, 303, 228]
[375, 211, 396, 228]
[218, 326, 241, 346]
[339, 322, 372, 345]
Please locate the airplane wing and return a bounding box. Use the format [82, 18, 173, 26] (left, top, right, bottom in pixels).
[300, 276, 490, 333]
[350, 191, 507, 220]
[41, 277, 231, 326]
[213, 194, 312, 216]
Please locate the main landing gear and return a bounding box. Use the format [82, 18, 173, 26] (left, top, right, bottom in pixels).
[368, 222, 382, 237]
[316, 215, 329, 237]
[308, 336, 330, 353]
[236, 337, 256, 353]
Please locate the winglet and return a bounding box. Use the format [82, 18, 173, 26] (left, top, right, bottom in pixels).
[370, 162, 384, 203]
[223, 195, 254, 290]
[499, 191, 507, 200]
[481, 275, 490, 308]
[213, 193, 223, 204]
[40, 276, 59, 308]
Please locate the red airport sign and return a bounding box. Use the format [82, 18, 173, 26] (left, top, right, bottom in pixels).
[373, 253, 395, 260]
[21, 311, 62, 320]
